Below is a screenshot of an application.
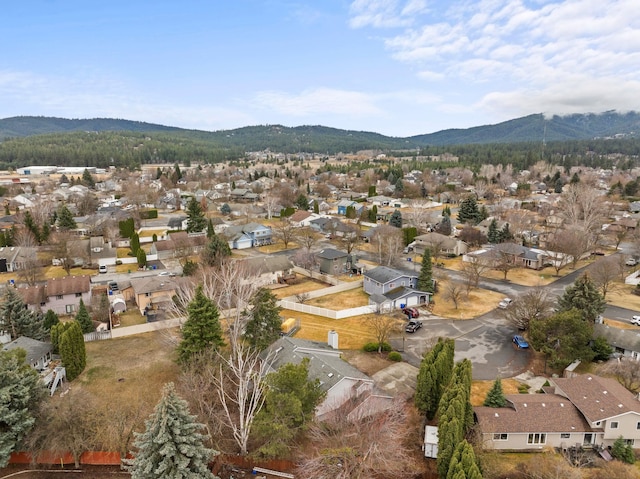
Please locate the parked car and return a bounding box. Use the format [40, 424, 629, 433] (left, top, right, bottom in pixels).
[108, 281, 118, 292]
[403, 245, 414, 254]
[405, 320, 423, 333]
[158, 271, 176, 277]
[402, 307, 420, 318]
[498, 298, 513, 309]
[626, 258, 638, 267]
[630, 315, 640, 326]
[512, 335, 529, 349]
[99, 265, 108, 274]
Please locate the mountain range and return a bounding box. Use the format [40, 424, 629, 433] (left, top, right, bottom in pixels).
[1, 111, 640, 149]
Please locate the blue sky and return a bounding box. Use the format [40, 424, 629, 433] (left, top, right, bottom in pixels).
[1, 0, 638, 137]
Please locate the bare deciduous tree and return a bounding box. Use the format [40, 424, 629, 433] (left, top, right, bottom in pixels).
[296, 402, 421, 479]
[589, 255, 623, 299]
[296, 227, 319, 252]
[500, 287, 555, 331]
[274, 218, 296, 249]
[339, 224, 360, 254]
[598, 357, 640, 393]
[371, 225, 403, 266]
[366, 314, 402, 353]
[460, 259, 490, 293]
[443, 281, 466, 309]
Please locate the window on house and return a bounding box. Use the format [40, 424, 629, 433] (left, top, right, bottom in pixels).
[145, 292, 151, 297]
[625, 439, 635, 446]
[611, 422, 619, 429]
[527, 433, 546, 445]
[492, 433, 508, 441]
[561, 433, 571, 439]
[637, 422, 640, 430]
[75, 292, 82, 298]
[56, 295, 63, 300]
[40, 302, 46, 307]
[65, 304, 75, 314]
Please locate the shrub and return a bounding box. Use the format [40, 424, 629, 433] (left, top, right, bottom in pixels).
[388, 351, 402, 362]
[518, 383, 531, 394]
[115, 260, 122, 265]
[363, 342, 392, 352]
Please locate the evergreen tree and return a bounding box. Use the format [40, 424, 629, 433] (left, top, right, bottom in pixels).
[417, 248, 435, 293]
[130, 232, 141, 255]
[0, 287, 45, 341]
[483, 378, 506, 407]
[177, 285, 224, 364]
[500, 222, 513, 242]
[368, 204, 378, 223]
[75, 299, 94, 334]
[202, 234, 231, 268]
[0, 348, 45, 467]
[220, 203, 231, 215]
[436, 214, 452, 236]
[415, 338, 455, 420]
[445, 440, 482, 479]
[557, 273, 606, 323]
[185, 197, 207, 233]
[137, 248, 147, 268]
[58, 321, 86, 381]
[174, 163, 182, 180]
[206, 219, 215, 238]
[253, 358, 325, 458]
[437, 408, 462, 479]
[554, 177, 564, 193]
[395, 178, 404, 196]
[457, 196, 480, 225]
[368, 185, 376, 197]
[244, 288, 282, 351]
[57, 204, 77, 231]
[119, 218, 135, 238]
[43, 309, 59, 332]
[611, 436, 635, 464]
[295, 193, 309, 211]
[487, 218, 500, 243]
[313, 200, 319, 214]
[125, 382, 216, 479]
[23, 210, 41, 244]
[82, 169, 95, 188]
[389, 209, 403, 228]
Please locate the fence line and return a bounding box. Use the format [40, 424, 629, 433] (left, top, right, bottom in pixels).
[279, 300, 376, 319]
[83, 331, 112, 342]
[110, 317, 183, 338]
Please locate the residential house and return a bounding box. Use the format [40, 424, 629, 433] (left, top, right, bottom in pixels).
[150, 232, 207, 260]
[289, 210, 313, 227]
[223, 222, 272, 249]
[2, 336, 53, 371]
[230, 188, 259, 202]
[463, 243, 550, 270]
[413, 232, 468, 257]
[18, 284, 47, 312]
[45, 275, 92, 315]
[336, 199, 357, 215]
[363, 266, 431, 312]
[475, 374, 640, 451]
[130, 276, 179, 316]
[89, 236, 118, 267]
[0, 246, 37, 273]
[315, 248, 358, 275]
[239, 256, 295, 286]
[593, 323, 640, 360]
[263, 335, 393, 420]
[167, 216, 188, 231]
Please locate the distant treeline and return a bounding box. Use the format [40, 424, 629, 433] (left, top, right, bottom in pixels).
[0, 129, 639, 171]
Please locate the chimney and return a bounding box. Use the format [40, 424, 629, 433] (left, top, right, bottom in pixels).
[328, 330, 339, 349]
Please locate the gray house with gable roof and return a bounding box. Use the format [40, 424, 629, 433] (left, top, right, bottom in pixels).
[263, 335, 393, 420]
[363, 266, 431, 311]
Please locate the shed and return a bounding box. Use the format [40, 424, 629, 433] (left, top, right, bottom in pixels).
[423, 425, 439, 458]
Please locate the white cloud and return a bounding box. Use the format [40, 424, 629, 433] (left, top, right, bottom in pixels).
[349, 0, 640, 118]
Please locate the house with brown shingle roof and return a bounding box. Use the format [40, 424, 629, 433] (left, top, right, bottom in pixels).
[130, 276, 179, 316]
[475, 374, 640, 451]
[44, 275, 92, 315]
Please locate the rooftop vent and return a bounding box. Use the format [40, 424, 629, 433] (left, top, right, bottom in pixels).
[494, 413, 499, 417]
[327, 373, 334, 378]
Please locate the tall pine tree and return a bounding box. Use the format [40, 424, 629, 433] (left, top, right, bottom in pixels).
[177, 285, 224, 364]
[0, 287, 45, 340]
[58, 321, 87, 381]
[483, 377, 506, 407]
[125, 382, 217, 479]
[75, 299, 94, 334]
[417, 248, 435, 293]
[557, 273, 605, 323]
[457, 196, 480, 225]
[57, 204, 77, 231]
[487, 218, 500, 243]
[244, 288, 282, 351]
[186, 197, 207, 233]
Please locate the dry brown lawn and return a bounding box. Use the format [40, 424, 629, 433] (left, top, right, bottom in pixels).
[78, 330, 180, 412]
[41, 266, 96, 279]
[138, 229, 166, 237]
[341, 349, 395, 376]
[431, 280, 505, 319]
[270, 277, 331, 299]
[604, 318, 640, 330]
[257, 241, 299, 253]
[281, 309, 379, 349]
[305, 289, 369, 310]
[471, 378, 524, 406]
[606, 283, 640, 311]
[113, 308, 146, 327]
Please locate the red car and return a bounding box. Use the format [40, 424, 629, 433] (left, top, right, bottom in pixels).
[402, 307, 420, 318]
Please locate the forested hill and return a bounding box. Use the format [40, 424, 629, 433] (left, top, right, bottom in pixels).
[2, 111, 640, 146]
[0, 112, 640, 170]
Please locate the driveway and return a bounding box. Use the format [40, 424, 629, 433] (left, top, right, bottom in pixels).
[397, 311, 531, 380]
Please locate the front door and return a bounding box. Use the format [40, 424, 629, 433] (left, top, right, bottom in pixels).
[583, 433, 594, 446]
